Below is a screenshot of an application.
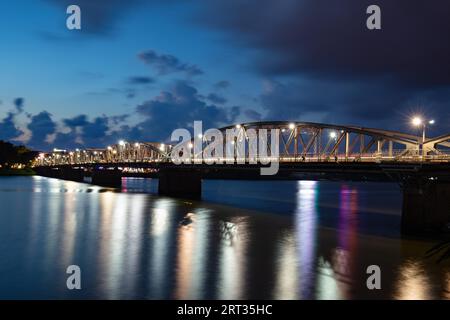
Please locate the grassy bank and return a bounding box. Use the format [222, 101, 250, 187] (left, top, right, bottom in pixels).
[0, 167, 36, 176]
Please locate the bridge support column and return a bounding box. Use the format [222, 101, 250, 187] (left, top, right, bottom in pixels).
[61, 167, 85, 182]
[158, 169, 202, 199]
[402, 181, 450, 235]
[36, 167, 85, 182]
[91, 169, 122, 188]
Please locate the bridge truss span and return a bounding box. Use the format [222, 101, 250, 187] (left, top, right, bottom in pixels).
[34, 121, 450, 166]
[213, 121, 450, 163]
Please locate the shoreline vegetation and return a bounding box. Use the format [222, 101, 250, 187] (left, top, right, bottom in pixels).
[0, 140, 38, 176]
[0, 167, 35, 176]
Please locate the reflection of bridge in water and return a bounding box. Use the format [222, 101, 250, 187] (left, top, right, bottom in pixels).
[33, 121, 450, 235]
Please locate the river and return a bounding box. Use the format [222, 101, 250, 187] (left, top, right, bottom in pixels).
[0, 176, 448, 299]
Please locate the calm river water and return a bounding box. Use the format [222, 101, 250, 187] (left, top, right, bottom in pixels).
[0, 176, 448, 299]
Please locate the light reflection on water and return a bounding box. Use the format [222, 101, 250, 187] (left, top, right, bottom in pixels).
[394, 260, 431, 300]
[217, 217, 248, 300]
[0, 176, 449, 299]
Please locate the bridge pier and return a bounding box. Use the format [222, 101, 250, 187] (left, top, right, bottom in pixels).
[402, 181, 450, 235]
[61, 167, 85, 182]
[91, 169, 122, 188]
[158, 169, 202, 199]
[35, 167, 85, 182]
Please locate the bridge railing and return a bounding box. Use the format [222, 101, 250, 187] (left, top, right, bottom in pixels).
[33, 147, 450, 167]
[34, 154, 450, 167]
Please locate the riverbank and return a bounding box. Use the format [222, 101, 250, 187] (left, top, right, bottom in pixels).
[0, 168, 35, 176]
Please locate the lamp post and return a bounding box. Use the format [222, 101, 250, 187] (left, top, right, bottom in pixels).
[118, 140, 126, 162]
[329, 131, 338, 160]
[411, 117, 435, 157]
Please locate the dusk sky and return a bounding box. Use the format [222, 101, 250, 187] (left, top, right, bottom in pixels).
[1, 0, 450, 150]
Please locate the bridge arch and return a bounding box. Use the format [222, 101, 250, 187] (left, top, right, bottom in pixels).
[34, 121, 449, 166]
[209, 121, 427, 161]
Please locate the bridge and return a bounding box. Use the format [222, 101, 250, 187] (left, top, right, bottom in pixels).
[33, 121, 450, 235]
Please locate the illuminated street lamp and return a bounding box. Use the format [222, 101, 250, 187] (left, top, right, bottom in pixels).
[411, 116, 435, 156]
[288, 123, 295, 130]
[412, 117, 422, 127]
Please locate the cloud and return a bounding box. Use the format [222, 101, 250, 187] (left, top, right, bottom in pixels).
[27, 111, 57, 150]
[214, 80, 231, 90]
[0, 112, 23, 142]
[13, 98, 24, 113]
[132, 80, 239, 141]
[55, 115, 113, 148]
[63, 114, 88, 128]
[25, 111, 127, 150]
[243, 109, 262, 121]
[259, 78, 450, 131]
[138, 50, 203, 76]
[195, 1, 450, 133]
[199, 1, 450, 87]
[78, 116, 111, 146]
[51, 81, 242, 147]
[46, 0, 144, 35]
[110, 114, 130, 125]
[87, 87, 136, 100]
[127, 76, 155, 85]
[206, 93, 227, 104]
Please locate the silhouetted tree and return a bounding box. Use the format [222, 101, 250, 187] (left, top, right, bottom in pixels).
[0, 141, 37, 167]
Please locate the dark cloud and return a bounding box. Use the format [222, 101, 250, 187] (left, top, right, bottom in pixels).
[46, 0, 144, 35]
[126, 91, 136, 99]
[0, 112, 23, 142]
[23, 113, 120, 150]
[79, 116, 110, 146]
[48, 81, 240, 148]
[3, 80, 244, 150]
[87, 87, 136, 100]
[196, 1, 450, 133]
[13, 98, 24, 113]
[110, 114, 130, 125]
[127, 76, 155, 85]
[206, 93, 227, 104]
[138, 50, 203, 76]
[244, 109, 262, 121]
[214, 80, 231, 90]
[63, 114, 88, 128]
[259, 78, 450, 131]
[132, 80, 239, 141]
[200, 1, 450, 87]
[56, 115, 112, 148]
[27, 112, 57, 150]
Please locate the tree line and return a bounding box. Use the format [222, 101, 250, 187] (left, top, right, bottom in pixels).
[0, 141, 37, 167]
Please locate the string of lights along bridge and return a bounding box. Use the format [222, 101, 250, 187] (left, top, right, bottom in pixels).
[35, 120, 450, 166]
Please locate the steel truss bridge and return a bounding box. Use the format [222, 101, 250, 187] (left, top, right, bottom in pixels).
[33, 121, 450, 235]
[35, 121, 450, 166]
